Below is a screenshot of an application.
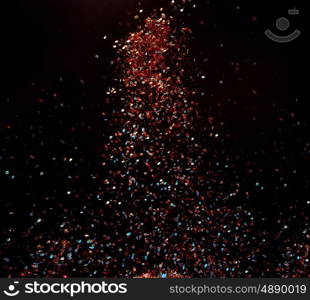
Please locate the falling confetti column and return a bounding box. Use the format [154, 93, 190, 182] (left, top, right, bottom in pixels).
[101, 15, 205, 276]
[100, 14, 260, 278]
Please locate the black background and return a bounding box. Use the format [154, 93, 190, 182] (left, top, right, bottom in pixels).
[0, 0, 307, 277]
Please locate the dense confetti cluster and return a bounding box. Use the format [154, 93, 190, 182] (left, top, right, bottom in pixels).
[0, 0, 309, 278]
[98, 15, 263, 277]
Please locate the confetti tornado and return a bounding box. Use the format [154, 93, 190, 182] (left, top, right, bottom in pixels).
[100, 14, 258, 277]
